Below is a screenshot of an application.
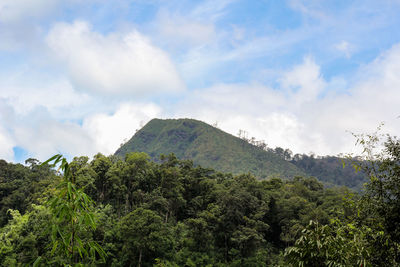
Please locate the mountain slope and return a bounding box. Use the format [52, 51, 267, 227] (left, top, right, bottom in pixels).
[115, 118, 304, 178]
[291, 155, 368, 191]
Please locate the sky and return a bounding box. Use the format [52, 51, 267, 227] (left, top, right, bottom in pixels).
[1, 0, 400, 163]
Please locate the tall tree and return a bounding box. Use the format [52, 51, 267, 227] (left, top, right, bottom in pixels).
[40, 155, 106, 265]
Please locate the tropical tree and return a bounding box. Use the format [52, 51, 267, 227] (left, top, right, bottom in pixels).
[39, 154, 106, 266]
[285, 220, 372, 267]
[118, 208, 174, 267]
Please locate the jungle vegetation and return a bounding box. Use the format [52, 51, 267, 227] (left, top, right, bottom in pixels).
[0, 129, 399, 266]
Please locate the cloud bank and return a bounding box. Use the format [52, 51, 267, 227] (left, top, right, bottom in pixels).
[175, 45, 400, 156]
[1, 1, 399, 163]
[46, 21, 185, 95]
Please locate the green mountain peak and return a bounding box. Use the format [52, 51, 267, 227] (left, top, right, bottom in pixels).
[115, 118, 304, 178]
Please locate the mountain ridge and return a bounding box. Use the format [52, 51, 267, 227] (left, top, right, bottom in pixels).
[115, 118, 304, 178]
[115, 118, 368, 190]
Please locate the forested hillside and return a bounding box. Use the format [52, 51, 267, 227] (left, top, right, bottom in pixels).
[116, 118, 368, 190]
[115, 118, 304, 179]
[290, 155, 367, 191]
[1, 131, 400, 266]
[0, 159, 56, 227]
[0, 152, 354, 265]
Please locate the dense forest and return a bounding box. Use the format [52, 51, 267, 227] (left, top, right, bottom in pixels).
[1, 132, 399, 266]
[116, 118, 368, 191]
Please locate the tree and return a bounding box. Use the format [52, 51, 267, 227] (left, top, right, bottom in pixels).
[283, 149, 293, 161]
[122, 152, 155, 214]
[285, 129, 400, 266]
[90, 153, 112, 203]
[274, 147, 285, 159]
[40, 154, 106, 265]
[118, 208, 174, 267]
[285, 220, 371, 267]
[350, 131, 400, 263]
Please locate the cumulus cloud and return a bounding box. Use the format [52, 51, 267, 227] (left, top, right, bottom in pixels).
[0, 102, 16, 161]
[46, 21, 185, 95]
[0, 100, 96, 161]
[174, 81, 317, 154]
[4, 44, 398, 161]
[0, 74, 91, 118]
[13, 115, 97, 160]
[0, 129, 14, 161]
[280, 56, 326, 105]
[175, 48, 400, 156]
[319, 43, 400, 137]
[82, 103, 162, 155]
[0, 100, 163, 161]
[178, 83, 285, 116]
[0, 71, 162, 161]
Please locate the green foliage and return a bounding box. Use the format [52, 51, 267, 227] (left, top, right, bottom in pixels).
[2, 145, 396, 266]
[286, 130, 400, 266]
[116, 118, 369, 190]
[41, 154, 106, 265]
[115, 118, 304, 178]
[118, 208, 174, 266]
[285, 220, 372, 267]
[0, 209, 30, 265]
[291, 155, 368, 191]
[0, 205, 51, 265]
[350, 131, 400, 264]
[0, 159, 55, 227]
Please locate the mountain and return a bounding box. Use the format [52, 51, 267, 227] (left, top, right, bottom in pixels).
[115, 118, 368, 189]
[290, 155, 367, 191]
[115, 118, 304, 178]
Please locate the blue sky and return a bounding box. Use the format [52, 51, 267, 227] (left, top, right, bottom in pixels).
[1, 0, 400, 162]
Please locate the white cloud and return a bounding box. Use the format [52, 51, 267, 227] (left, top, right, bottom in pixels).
[13, 117, 97, 160]
[1, 1, 399, 162]
[175, 49, 400, 156]
[320, 43, 400, 139]
[0, 100, 16, 160]
[174, 81, 319, 154]
[46, 21, 185, 95]
[280, 56, 326, 105]
[82, 102, 162, 155]
[4, 45, 398, 161]
[0, 128, 14, 161]
[178, 83, 285, 116]
[0, 118, 15, 161]
[0, 101, 96, 161]
[0, 99, 163, 161]
[0, 74, 91, 117]
[334, 40, 354, 58]
[216, 113, 312, 154]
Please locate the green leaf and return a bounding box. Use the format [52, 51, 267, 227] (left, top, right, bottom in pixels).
[33, 256, 42, 267]
[41, 154, 62, 167]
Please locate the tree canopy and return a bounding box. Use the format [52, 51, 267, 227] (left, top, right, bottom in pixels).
[0, 131, 399, 266]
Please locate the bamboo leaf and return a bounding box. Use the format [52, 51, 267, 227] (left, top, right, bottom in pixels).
[41, 154, 62, 167]
[33, 256, 42, 267]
